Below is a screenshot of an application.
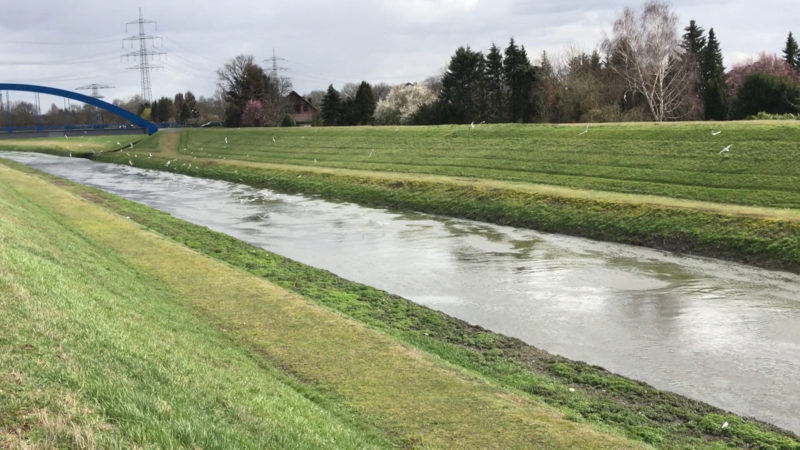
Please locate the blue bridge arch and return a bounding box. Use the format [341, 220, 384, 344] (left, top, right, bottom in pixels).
[1, 83, 158, 135]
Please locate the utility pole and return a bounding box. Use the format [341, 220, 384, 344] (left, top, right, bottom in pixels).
[122, 8, 165, 105]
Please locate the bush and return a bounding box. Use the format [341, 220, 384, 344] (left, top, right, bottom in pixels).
[745, 111, 799, 120]
[731, 73, 800, 119]
[280, 114, 296, 127]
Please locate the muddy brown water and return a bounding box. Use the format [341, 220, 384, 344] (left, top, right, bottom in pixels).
[3, 152, 799, 434]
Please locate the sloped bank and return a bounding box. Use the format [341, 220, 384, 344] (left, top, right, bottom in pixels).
[48, 155, 800, 448]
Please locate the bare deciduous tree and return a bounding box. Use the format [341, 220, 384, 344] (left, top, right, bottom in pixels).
[602, 1, 693, 121]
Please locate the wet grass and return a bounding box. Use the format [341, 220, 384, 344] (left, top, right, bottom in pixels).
[5, 158, 796, 448]
[0, 161, 641, 448]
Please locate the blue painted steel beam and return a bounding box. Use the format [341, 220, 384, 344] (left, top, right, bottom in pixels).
[0, 83, 158, 135]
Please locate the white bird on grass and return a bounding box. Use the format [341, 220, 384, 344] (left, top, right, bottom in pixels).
[711, 130, 721, 136]
[272, 136, 276, 143]
[578, 124, 589, 135]
[719, 145, 731, 155]
[722, 421, 729, 428]
[130, 142, 134, 149]
[165, 160, 171, 167]
[116, 141, 121, 146]
[128, 160, 133, 166]
[64, 134, 69, 140]
[225, 136, 228, 144]
[470, 121, 475, 129]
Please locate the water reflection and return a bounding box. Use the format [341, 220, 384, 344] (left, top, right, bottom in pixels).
[2, 151, 799, 434]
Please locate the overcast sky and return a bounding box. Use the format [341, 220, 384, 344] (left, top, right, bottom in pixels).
[1, 0, 797, 105]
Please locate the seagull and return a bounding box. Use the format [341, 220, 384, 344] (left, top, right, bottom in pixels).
[711, 130, 721, 136]
[719, 145, 731, 155]
[578, 124, 589, 135]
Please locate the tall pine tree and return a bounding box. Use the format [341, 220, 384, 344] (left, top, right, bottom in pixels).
[682, 20, 706, 58]
[484, 43, 506, 123]
[321, 84, 343, 126]
[503, 38, 536, 122]
[700, 28, 727, 120]
[783, 32, 799, 71]
[682, 20, 707, 116]
[440, 46, 486, 123]
[353, 81, 376, 125]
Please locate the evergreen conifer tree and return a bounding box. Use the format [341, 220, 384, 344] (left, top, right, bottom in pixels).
[782, 32, 799, 71]
[484, 43, 506, 122]
[503, 38, 536, 122]
[682, 20, 706, 58]
[321, 84, 343, 126]
[353, 81, 376, 125]
[700, 28, 727, 120]
[440, 46, 486, 123]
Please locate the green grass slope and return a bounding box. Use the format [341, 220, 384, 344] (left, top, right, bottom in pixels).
[173, 122, 800, 208]
[3, 158, 798, 448]
[0, 162, 644, 449]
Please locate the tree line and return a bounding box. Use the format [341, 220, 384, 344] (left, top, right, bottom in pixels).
[313, 1, 800, 126]
[150, 0, 800, 127]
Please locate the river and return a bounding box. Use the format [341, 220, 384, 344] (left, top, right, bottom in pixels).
[3, 151, 799, 433]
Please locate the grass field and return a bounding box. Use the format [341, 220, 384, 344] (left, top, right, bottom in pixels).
[1, 161, 649, 448]
[160, 122, 800, 209]
[2, 156, 798, 448]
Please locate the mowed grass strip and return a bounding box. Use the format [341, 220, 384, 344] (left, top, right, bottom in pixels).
[0, 164, 640, 448]
[169, 122, 800, 208]
[0, 135, 139, 155]
[0, 166, 391, 448]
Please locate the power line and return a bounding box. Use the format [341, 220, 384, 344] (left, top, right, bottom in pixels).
[122, 8, 165, 104]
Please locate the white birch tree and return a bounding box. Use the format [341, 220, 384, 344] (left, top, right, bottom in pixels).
[602, 1, 693, 121]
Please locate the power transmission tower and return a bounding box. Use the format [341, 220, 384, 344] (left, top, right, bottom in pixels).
[264, 48, 287, 78]
[77, 84, 115, 127]
[76, 83, 115, 99]
[122, 8, 165, 105]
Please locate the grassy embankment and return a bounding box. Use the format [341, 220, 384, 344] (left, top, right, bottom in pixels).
[0, 161, 640, 448]
[34, 122, 797, 272]
[2, 148, 799, 447]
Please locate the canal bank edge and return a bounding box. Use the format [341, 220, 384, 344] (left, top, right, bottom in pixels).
[3, 157, 797, 448]
[93, 151, 800, 275]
